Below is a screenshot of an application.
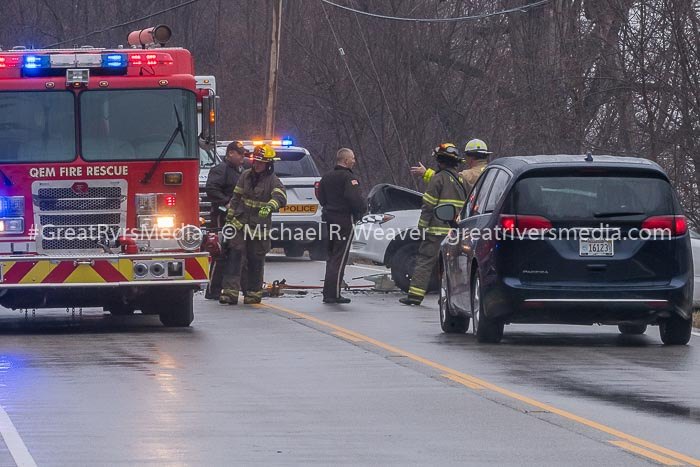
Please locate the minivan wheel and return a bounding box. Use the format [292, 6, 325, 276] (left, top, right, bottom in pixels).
[471, 272, 503, 343]
[618, 324, 647, 335]
[439, 261, 468, 334]
[659, 315, 692, 345]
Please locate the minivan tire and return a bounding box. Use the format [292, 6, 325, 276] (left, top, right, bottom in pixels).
[391, 243, 439, 294]
[439, 261, 468, 333]
[659, 315, 692, 345]
[471, 272, 504, 343]
[618, 324, 647, 335]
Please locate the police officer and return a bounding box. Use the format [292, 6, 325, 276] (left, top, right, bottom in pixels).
[400, 143, 468, 306]
[411, 138, 492, 192]
[318, 148, 366, 304]
[204, 141, 247, 299]
[220, 145, 287, 305]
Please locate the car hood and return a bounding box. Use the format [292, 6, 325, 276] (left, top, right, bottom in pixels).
[367, 183, 422, 214]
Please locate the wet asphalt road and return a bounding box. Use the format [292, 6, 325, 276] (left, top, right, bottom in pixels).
[0, 255, 698, 466]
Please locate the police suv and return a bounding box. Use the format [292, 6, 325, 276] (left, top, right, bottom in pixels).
[217, 139, 326, 260]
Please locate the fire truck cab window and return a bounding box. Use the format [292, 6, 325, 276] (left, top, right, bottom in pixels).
[80, 89, 197, 161]
[0, 91, 76, 163]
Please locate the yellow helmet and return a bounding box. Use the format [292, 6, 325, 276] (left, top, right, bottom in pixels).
[464, 138, 492, 158]
[251, 144, 279, 162]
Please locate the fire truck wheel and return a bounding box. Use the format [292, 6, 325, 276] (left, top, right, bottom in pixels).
[159, 289, 195, 327]
[107, 303, 135, 316]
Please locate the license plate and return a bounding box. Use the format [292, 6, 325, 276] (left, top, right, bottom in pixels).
[278, 204, 318, 215]
[579, 239, 614, 256]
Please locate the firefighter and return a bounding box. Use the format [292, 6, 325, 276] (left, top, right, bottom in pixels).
[318, 148, 366, 304]
[410, 138, 492, 191]
[219, 145, 287, 305]
[400, 143, 468, 306]
[204, 141, 248, 300]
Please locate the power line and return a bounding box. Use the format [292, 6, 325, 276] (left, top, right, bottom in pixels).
[348, 0, 415, 187]
[320, 0, 398, 184]
[44, 0, 202, 48]
[320, 0, 550, 23]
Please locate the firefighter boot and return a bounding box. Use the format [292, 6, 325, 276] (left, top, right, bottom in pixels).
[399, 294, 423, 306]
[243, 291, 263, 305]
[219, 289, 239, 305]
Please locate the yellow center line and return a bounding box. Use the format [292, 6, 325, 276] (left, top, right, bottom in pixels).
[610, 441, 682, 466]
[332, 331, 364, 342]
[442, 373, 485, 390]
[260, 302, 700, 466]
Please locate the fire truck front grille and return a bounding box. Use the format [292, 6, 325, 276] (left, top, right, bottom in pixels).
[32, 180, 127, 254]
[39, 213, 122, 227]
[37, 187, 122, 199]
[36, 198, 122, 211]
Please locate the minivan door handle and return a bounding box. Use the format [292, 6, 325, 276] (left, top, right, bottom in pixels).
[586, 264, 607, 272]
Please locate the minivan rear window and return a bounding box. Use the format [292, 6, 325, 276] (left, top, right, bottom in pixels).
[513, 175, 676, 220]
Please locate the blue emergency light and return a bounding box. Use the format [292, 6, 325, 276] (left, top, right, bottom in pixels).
[281, 137, 293, 147]
[102, 53, 127, 68]
[22, 55, 50, 70]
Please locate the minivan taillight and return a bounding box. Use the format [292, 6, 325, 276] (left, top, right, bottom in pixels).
[641, 215, 687, 236]
[500, 215, 552, 233]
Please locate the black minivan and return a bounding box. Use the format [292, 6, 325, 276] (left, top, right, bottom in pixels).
[436, 155, 694, 344]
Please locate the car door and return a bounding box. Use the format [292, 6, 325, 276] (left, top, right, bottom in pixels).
[449, 168, 498, 311]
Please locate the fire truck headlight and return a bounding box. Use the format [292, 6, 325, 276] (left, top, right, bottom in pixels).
[156, 216, 175, 229]
[0, 218, 24, 234]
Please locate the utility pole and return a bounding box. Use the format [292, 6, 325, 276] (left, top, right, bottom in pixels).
[264, 0, 283, 138]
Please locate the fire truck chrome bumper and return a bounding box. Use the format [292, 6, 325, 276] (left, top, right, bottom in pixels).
[0, 253, 209, 287]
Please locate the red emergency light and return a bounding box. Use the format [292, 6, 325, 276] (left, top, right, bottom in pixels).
[0, 55, 22, 68]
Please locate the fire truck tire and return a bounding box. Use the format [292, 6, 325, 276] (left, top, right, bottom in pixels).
[159, 289, 195, 327]
[107, 303, 135, 316]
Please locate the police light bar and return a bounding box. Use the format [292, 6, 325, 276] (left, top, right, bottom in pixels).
[244, 137, 294, 147]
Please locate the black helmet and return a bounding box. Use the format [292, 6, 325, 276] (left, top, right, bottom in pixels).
[433, 143, 463, 163]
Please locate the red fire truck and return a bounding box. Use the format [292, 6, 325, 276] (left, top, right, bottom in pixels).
[0, 26, 211, 326]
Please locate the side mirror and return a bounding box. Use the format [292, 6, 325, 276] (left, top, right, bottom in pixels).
[434, 203, 457, 222]
[200, 94, 219, 147]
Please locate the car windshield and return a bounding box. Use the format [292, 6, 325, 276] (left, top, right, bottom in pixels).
[199, 147, 218, 168]
[274, 150, 319, 177]
[513, 174, 676, 220]
[217, 147, 318, 177]
[0, 91, 76, 163]
[80, 89, 198, 161]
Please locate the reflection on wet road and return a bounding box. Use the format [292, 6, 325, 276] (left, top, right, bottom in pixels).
[0, 257, 696, 465]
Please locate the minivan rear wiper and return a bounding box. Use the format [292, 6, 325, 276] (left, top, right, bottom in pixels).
[593, 211, 645, 218]
[141, 105, 186, 184]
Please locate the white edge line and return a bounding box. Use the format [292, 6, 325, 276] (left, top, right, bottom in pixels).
[692, 331, 700, 337]
[0, 405, 37, 467]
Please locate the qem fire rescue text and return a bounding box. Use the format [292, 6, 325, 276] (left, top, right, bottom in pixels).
[29, 165, 130, 178]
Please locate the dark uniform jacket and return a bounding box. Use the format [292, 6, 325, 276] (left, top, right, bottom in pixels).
[418, 167, 469, 236]
[227, 169, 287, 239]
[318, 166, 366, 224]
[205, 161, 243, 219]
